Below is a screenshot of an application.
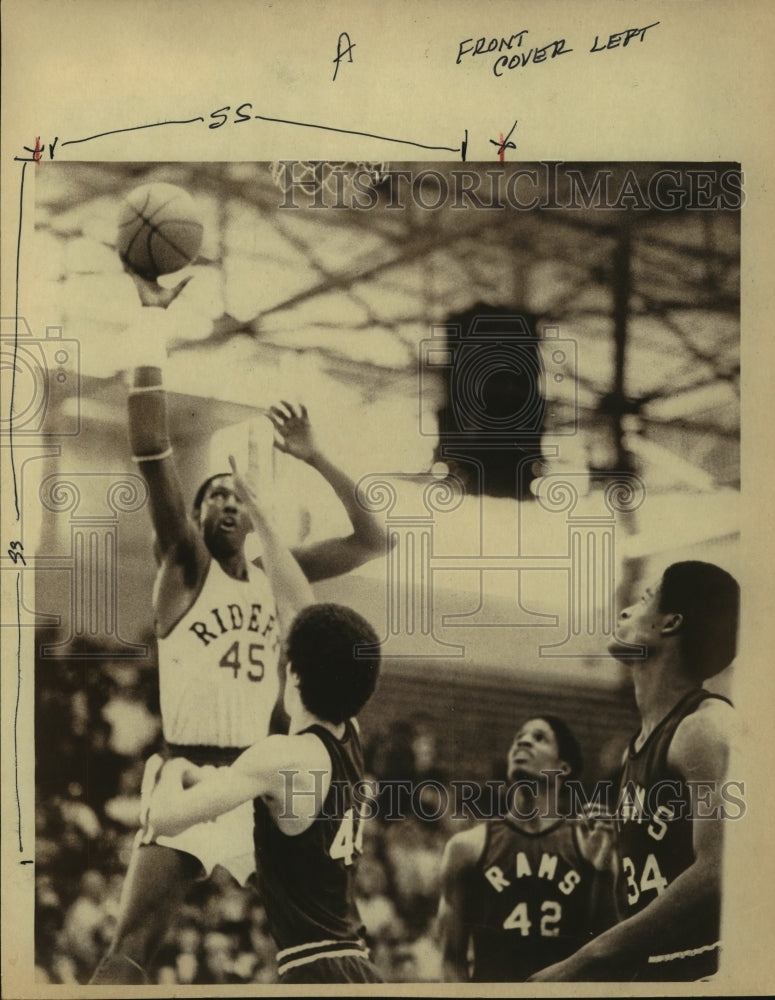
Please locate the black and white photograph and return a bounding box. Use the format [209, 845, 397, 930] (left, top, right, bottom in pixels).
[20, 159, 741, 986]
[2, 2, 773, 997]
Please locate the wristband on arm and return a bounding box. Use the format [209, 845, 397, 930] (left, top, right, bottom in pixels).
[128, 366, 173, 463]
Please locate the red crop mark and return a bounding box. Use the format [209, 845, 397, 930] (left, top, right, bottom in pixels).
[33, 137, 42, 164]
[490, 120, 518, 162]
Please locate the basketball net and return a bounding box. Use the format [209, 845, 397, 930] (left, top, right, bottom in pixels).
[268, 161, 389, 202]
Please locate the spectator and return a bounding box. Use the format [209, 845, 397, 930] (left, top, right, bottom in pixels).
[101, 665, 159, 757]
[355, 857, 398, 939]
[383, 816, 445, 925]
[62, 870, 110, 978]
[103, 760, 144, 829]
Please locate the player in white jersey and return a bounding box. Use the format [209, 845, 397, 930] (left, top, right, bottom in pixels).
[91, 273, 390, 984]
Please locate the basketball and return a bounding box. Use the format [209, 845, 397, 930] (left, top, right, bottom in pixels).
[117, 183, 203, 281]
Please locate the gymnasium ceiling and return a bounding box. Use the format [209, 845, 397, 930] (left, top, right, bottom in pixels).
[26, 160, 740, 565]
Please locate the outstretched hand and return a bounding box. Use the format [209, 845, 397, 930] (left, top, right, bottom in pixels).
[268, 401, 317, 463]
[126, 266, 192, 309]
[574, 805, 617, 872]
[228, 454, 256, 511]
[229, 449, 272, 530]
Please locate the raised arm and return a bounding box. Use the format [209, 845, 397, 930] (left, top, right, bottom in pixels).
[229, 445, 314, 636]
[573, 810, 619, 937]
[125, 273, 201, 562]
[438, 827, 483, 982]
[129, 367, 193, 556]
[268, 402, 392, 583]
[530, 700, 733, 981]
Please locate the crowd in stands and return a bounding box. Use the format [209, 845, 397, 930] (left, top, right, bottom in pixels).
[35, 650, 462, 984]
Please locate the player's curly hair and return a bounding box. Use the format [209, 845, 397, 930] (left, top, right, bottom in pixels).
[287, 603, 381, 724]
[530, 714, 583, 782]
[658, 561, 739, 679]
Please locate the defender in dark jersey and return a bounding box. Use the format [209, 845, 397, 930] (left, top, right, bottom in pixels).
[91, 271, 390, 985]
[530, 560, 739, 982]
[252, 710, 377, 982]
[439, 716, 616, 982]
[147, 459, 383, 984]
